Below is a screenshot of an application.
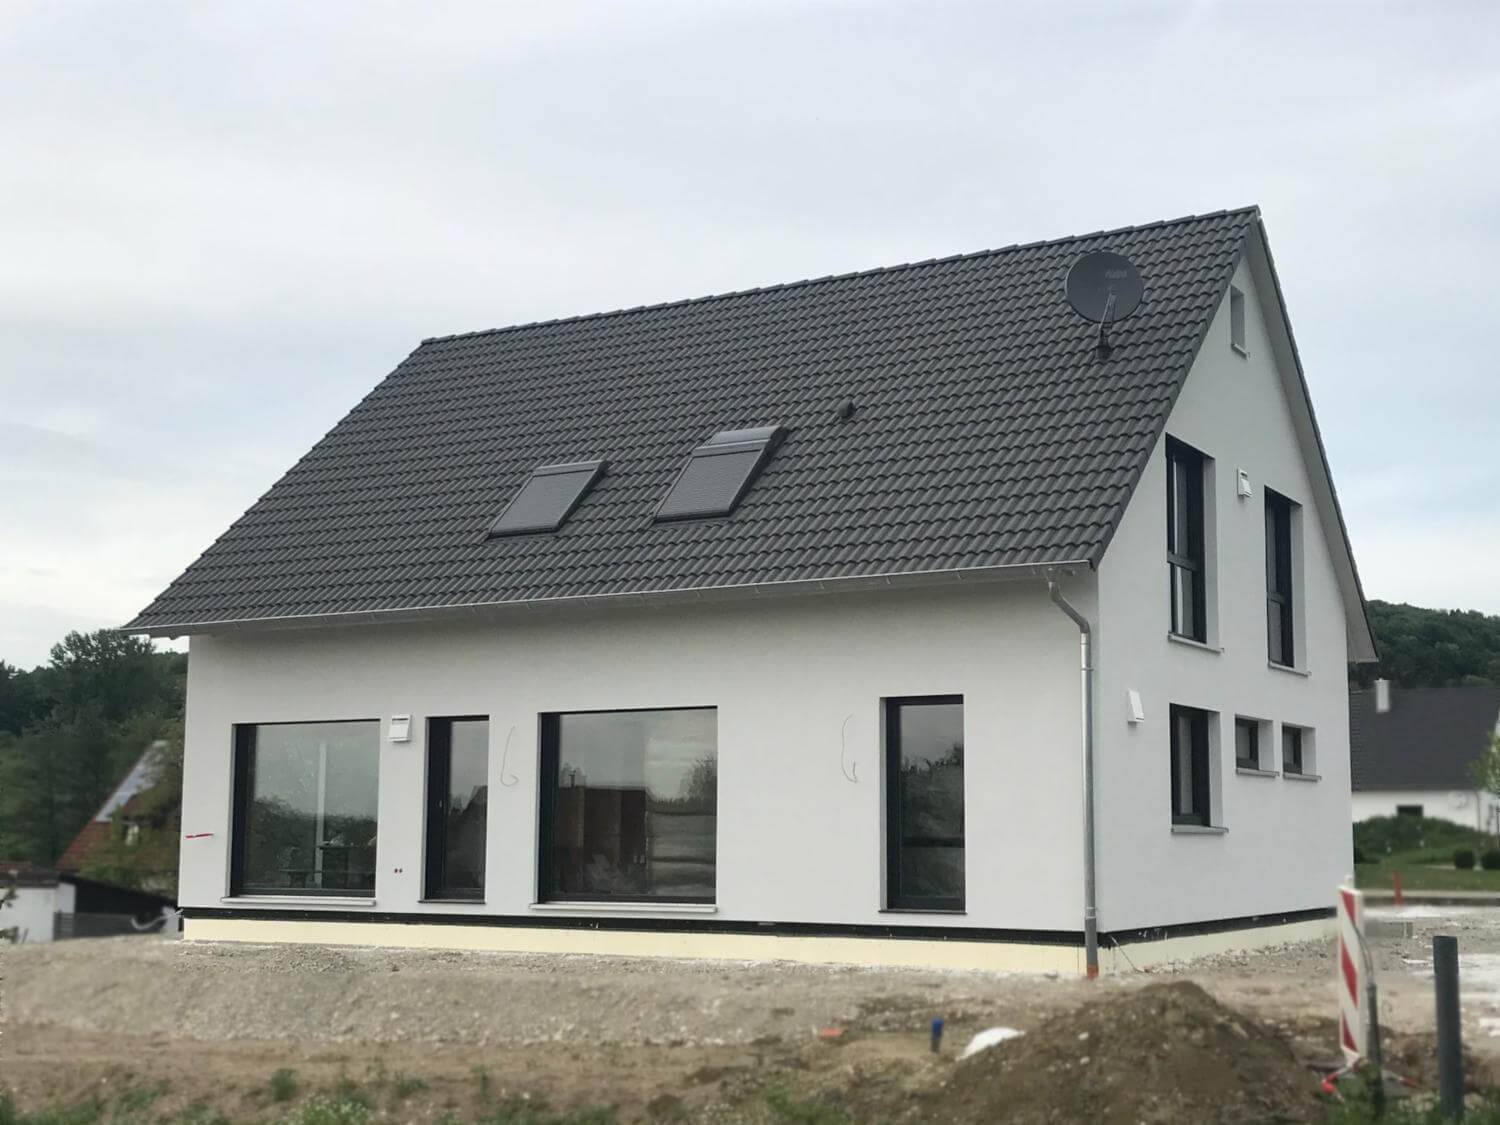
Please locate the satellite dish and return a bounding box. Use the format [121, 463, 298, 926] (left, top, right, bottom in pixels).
[1065, 251, 1145, 360]
[1066, 251, 1144, 324]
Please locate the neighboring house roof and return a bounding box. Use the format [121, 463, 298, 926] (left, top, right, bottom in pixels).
[0, 860, 60, 888]
[123, 207, 1374, 658]
[56, 746, 160, 873]
[1350, 685, 1500, 791]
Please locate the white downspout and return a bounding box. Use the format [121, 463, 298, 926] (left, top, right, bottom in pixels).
[1048, 579, 1098, 979]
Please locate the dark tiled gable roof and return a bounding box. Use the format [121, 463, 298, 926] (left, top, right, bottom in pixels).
[1351, 685, 1500, 791]
[127, 208, 1257, 631]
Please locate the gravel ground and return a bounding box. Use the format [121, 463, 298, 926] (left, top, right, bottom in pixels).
[4, 905, 1499, 1051]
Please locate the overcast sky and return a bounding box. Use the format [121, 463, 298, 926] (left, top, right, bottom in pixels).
[3, 1, 1497, 669]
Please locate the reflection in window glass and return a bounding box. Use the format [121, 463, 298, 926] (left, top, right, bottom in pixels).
[425, 718, 488, 899]
[234, 721, 379, 896]
[887, 698, 965, 910]
[543, 708, 717, 902]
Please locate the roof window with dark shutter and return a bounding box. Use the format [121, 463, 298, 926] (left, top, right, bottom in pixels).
[654, 426, 785, 521]
[488, 460, 606, 536]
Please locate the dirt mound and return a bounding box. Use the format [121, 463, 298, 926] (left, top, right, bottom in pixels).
[937, 980, 1323, 1124]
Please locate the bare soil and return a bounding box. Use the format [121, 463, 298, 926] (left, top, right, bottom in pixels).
[2, 908, 1498, 1123]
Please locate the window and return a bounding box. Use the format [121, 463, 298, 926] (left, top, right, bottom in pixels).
[231, 720, 380, 896]
[1234, 717, 1262, 770]
[1230, 286, 1247, 353]
[1396, 805, 1424, 818]
[1282, 725, 1307, 775]
[489, 460, 606, 536]
[1170, 705, 1212, 826]
[655, 426, 785, 521]
[1167, 439, 1208, 642]
[1265, 490, 1296, 666]
[886, 696, 965, 911]
[539, 707, 717, 903]
[424, 717, 489, 900]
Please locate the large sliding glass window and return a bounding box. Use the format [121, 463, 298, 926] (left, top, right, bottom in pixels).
[424, 717, 489, 900]
[1166, 438, 1208, 642]
[231, 720, 379, 896]
[539, 707, 717, 903]
[886, 696, 965, 911]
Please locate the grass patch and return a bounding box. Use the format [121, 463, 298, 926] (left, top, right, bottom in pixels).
[474, 1096, 617, 1125]
[1326, 1086, 1500, 1123]
[1354, 854, 1500, 891]
[762, 1086, 852, 1125]
[390, 1073, 427, 1100]
[277, 1094, 370, 1125]
[268, 1069, 299, 1103]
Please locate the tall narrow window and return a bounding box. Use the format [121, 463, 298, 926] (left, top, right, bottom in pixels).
[231, 720, 380, 896]
[424, 717, 489, 900]
[1169, 705, 1212, 827]
[1265, 490, 1296, 666]
[540, 708, 717, 903]
[886, 696, 965, 911]
[1167, 439, 1207, 643]
[1230, 286, 1247, 353]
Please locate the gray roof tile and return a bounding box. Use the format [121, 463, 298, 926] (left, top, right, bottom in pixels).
[127, 208, 1255, 631]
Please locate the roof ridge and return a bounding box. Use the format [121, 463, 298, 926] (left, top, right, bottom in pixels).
[420, 205, 1261, 346]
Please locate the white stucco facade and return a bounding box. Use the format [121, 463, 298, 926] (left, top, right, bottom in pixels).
[4, 881, 75, 944]
[173, 249, 1363, 968]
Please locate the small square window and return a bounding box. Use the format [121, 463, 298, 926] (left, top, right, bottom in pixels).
[1282, 724, 1315, 776]
[1234, 717, 1263, 770]
[1230, 286, 1247, 354]
[1396, 804, 1424, 818]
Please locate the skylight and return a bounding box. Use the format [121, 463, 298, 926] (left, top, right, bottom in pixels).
[488, 460, 607, 537]
[654, 426, 785, 522]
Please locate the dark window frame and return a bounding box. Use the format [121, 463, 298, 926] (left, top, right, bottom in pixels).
[229, 718, 380, 898]
[1396, 805, 1424, 818]
[424, 715, 489, 902]
[653, 426, 785, 522]
[885, 695, 966, 913]
[487, 460, 607, 538]
[1166, 438, 1208, 643]
[1282, 725, 1305, 775]
[537, 704, 718, 906]
[1234, 717, 1261, 771]
[1169, 704, 1212, 827]
[1265, 489, 1296, 667]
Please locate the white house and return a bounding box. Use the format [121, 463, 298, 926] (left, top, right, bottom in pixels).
[126, 207, 1375, 974]
[1, 863, 75, 943]
[1351, 680, 1500, 830]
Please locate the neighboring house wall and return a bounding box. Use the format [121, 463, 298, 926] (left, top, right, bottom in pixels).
[1094, 259, 1353, 932]
[180, 581, 1090, 932]
[1352, 789, 1500, 832]
[6, 883, 74, 943]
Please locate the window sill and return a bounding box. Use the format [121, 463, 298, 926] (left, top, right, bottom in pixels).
[1267, 661, 1311, 678]
[419, 898, 486, 906]
[1171, 825, 1228, 835]
[879, 908, 967, 916]
[1235, 766, 1279, 778]
[1168, 633, 1222, 655]
[1231, 343, 1250, 359]
[1283, 771, 1321, 783]
[220, 895, 376, 908]
[529, 901, 718, 915]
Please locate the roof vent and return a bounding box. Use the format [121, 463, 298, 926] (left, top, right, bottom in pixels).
[654, 426, 785, 522]
[488, 460, 607, 537]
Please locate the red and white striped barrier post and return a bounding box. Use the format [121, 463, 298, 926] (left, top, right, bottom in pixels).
[1336, 883, 1367, 1065]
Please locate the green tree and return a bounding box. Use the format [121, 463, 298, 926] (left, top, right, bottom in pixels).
[1350, 601, 1500, 689]
[1471, 733, 1500, 821]
[80, 725, 183, 895]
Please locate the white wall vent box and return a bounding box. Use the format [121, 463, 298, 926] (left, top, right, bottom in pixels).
[1236, 469, 1252, 499]
[389, 715, 412, 742]
[1127, 691, 1145, 724]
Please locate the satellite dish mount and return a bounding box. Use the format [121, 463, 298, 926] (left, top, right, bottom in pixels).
[1065, 251, 1145, 360]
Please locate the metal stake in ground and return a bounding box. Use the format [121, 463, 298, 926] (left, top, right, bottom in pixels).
[1434, 934, 1464, 1119]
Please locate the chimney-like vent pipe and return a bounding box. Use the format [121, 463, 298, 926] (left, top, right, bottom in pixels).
[1375, 678, 1392, 714]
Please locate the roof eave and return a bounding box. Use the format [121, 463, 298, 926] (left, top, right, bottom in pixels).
[121, 558, 1095, 639]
